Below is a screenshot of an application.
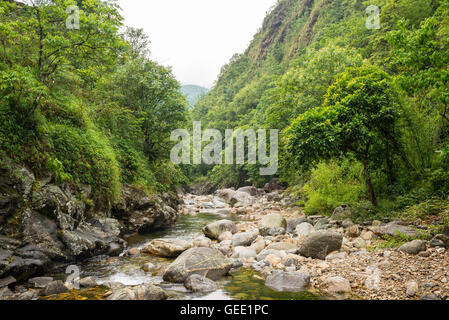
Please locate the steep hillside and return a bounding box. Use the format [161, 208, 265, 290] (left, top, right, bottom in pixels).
[190, 0, 449, 221]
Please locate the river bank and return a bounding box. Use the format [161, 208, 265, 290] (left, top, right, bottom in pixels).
[1, 181, 448, 300]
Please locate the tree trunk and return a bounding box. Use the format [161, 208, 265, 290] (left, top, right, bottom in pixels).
[363, 161, 378, 207]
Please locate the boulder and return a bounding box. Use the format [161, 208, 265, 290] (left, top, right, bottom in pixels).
[79, 277, 97, 289]
[287, 218, 310, 233]
[0, 276, 16, 288]
[215, 189, 236, 203]
[237, 186, 258, 197]
[256, 249, 287, 262]
[250, 237, 266, 254]
[298, 231, 343, 260]
[399, 240, 427, 255]
[323, 277, 351, 295]
[260, 214, 287, 236]
[266, 193, 281, 202]
[184, 274, 218, 293]
[229, 191, 254, 207]
[28, 277, 54, 289]
[295, 223, 315, 237]
[265, 271, 310, 292]
[232, 247, 257, 260]
[163, 247, 232, 283]
[203, 220, 237, 240]
[371, 222, 418, 239]
[218, 231, 233, 242]
[192, 236, 212, 248]
[141, 239, 192, 258]
[232, 232, 258, 247]
[112, 185, 180, 233]
[141, 262, 157, 273]
[40, 280, 68, 296]
[107, 284, 167, 300]
[263, 178, 287, 193]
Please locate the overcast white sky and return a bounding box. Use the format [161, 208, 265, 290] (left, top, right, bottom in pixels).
[116, 0, 277, 88]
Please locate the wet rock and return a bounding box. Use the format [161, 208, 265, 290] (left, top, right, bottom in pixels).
[265, 271, 310, 292]
[399, 240, 427, 255]
[203, 220, 237, 240]
[127, 248, 140, 256]
[28, 277, 53, 289]
[323, 276, 351, 295]
[112, 185, 180, 233]
[40, 280, 68, 296]
[232, 232, 258, 247]
[184, 274, 218, 293]
[295, 223, 315, 237]
[232, 246, 257, 259]
[107, 242, 124, 257]
[331, 205, 352, 221]
[79, 277, 97, 289]
[142, 239, 192, 258]
[0, 276, 15, 288]
[141, 262, 157, 273]
[298, 231, 343, 260]
[107, 284, 167, 300]
[163, 247, 232, 283]
[0, 287, 13, 300]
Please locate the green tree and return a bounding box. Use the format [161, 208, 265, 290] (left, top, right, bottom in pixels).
[284, 65, 404, 206]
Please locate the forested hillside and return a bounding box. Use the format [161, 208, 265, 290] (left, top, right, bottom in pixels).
[191, 0, 449, 221]
[181, 85, 209, 108]
[0, 0, 188, 209]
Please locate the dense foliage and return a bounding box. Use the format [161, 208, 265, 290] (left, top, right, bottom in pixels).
[0, 0, 188, 206]
[191, 0, 449, 218]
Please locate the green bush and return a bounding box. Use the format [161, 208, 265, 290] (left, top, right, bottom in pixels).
[47, 123, 121, 202]
[302, 160, 366, 215]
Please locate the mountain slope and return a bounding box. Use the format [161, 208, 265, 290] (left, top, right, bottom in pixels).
[181, 85, 209, 108]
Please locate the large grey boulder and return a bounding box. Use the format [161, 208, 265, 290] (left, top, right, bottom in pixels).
[203, 220, 237, 240]
[184, 275, 218, 293]
[399, 240, 427, 255]
[298, 231, 343, 260]
[107, 284, 167, 300]
[141, 239, 192, 258]
[265, 271, 310, 292]
[371, 222, 418, 239]
[111, 185, 181, 233]
[163, 247, 232, 283]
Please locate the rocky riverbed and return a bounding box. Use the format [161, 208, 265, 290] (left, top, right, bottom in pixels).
[1, 180, 448, 300]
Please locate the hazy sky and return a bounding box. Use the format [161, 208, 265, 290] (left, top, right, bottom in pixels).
[116, 0, 277, 88]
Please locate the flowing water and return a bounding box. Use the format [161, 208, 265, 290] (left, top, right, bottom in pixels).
[46, 211, 322, 300]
